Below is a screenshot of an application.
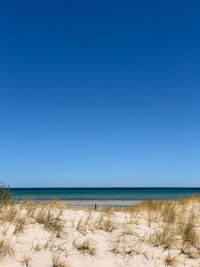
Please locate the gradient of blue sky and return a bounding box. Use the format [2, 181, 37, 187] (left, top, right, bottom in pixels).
[0, 0, 200, 187]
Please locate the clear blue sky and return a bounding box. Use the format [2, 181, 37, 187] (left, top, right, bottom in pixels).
[0, 0, 199, 187]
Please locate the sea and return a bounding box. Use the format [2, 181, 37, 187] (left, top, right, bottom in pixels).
[11, 187, 200, 202]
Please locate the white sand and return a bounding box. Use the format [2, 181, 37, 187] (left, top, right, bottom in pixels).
[0, 203, 200, 267]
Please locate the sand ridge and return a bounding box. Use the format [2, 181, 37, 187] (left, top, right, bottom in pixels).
[0, 197, 200, 266]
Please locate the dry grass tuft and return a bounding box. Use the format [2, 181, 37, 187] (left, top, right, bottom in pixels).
[101, 207, 114, 215]
[147, 226, 177, 249]
[122, 224, 135, 236]
[20, 200, 39, 218]
[20, 253, 32, 266]
[43, 235, 68, 256]
[51, 252, 68, 267]
[0, 238, 14, 260]
[75, 212, 94, 235]
[31, 241, 43, 252]
[141, 200, 164, 213]
[14, 216, 28, 235]
[177, 215, 199, 247]
[0, 205, 19, 223]
[161, 203, 177, 224]
[95, 214, 117, 232]
[178, 194, 200, 206]
[120, 218, 136, 236]
[34, 209, 65, 235]
[110, 234, 141, 256]
[164, 254, 179, 266]
[73, 238, 97, 256]
[46, 200, 66, 210]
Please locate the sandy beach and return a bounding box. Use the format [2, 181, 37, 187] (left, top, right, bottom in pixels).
[58, 200, 144, 208]
[0, 196, 200, 267]
[14, 200, 144, 209]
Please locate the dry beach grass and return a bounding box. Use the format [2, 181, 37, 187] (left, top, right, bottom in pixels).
[0, 186, 200, 266]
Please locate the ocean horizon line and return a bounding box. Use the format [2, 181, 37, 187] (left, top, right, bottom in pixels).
[10, 186, 200, 189]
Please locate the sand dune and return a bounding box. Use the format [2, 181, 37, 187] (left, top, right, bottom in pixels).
[0, 196, 200, 267]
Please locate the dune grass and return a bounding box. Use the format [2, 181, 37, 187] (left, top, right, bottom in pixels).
[95, 214, 117, 232]
[13, 216, 28, 235]
[147, 225, 177, 249]
[34, 209, 65, 236]
[0, 238, 14, 260]
[0, 183, 13, 205]
[73, 238, 97, 256]
[164, 254, 179, 266]
[110, 234, 141, 257]
[51, 252, 68, 267]
[20, 253, 32, 267]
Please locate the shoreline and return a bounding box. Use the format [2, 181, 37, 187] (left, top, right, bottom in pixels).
[14, 196, 198, 208]
[62, 200, 144, 208]
[15, 199, 145, 208]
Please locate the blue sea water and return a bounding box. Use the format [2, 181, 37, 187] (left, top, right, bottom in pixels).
[11, 188, 200, 201]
